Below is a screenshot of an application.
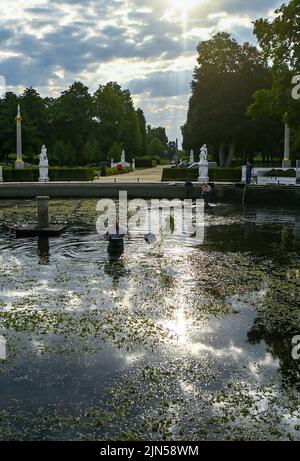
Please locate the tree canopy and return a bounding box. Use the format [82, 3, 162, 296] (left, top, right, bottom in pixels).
[249, 0, 300, 156]
[0, 81, 168, 165]
[182, 32, 282, 165]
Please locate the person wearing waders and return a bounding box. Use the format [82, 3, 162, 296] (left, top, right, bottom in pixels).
[246, 160, 253, 185]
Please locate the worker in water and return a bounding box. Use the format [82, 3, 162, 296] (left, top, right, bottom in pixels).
[184, 180, 194, 199]
[103, 220, 130, 241]
[246, 159, 253, 185]
[201, 182, 211, 205]
[103, 220, 131, 255]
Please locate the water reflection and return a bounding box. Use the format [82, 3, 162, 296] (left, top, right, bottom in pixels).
[104, 255, 127, 289]
[0, 200, 299, 440]
[37, 237, 50, 265]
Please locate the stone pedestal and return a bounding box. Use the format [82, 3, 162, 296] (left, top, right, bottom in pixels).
[38, 165, 49, 182]
[282, 160, 292, 168]
[198, 162, 209, 183]
[15, 160, 24, 169]
[37, 196, 49, 228]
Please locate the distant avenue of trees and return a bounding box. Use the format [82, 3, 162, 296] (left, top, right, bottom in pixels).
[182, 0, 300, 166]
[0, 81, 169, 166]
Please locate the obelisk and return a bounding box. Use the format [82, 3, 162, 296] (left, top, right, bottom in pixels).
[15, 104, 24, 169]
[282, 122, 291, 168]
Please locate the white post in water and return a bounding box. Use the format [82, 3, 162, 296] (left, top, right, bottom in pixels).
[283, 123, 291, 168]
[38, 145, 49, 182]
[0, 166, 3, 182]
[198, 144, 209, 183]
[37, 196, 49, 228]
[190, 149, 194, 164]
[15, 104, 24, 169]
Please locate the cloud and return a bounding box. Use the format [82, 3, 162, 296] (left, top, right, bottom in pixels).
[0, 0, 283, 144]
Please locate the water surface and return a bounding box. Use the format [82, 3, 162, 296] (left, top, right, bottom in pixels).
[0, 199, 299, 440]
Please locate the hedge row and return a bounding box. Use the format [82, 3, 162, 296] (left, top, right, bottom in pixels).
[162, 167, 242, 182]
[162, 168, 198, 181]
[209, 167, 242, 182]
[3, 167, 95, 182]
[264, 169, 296, 177]
[100, 166, 133, 176]
[135, 158, 157, 168]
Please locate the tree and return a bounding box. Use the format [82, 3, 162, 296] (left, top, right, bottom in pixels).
[82, 138, 101, 164]
[147, 138, 164, 157]
[0, 92, 19, 161]
[250, 0, 300, 159]
[0, 81, 166, 166]
[94, 82, 143, 160]
[108, 142, 123, 161]
[51, 82, 96, 165]
[50, 140, 74, 166]
[182, 33, 276, 166]
[136, 108, 147, 153]
[20, 87, 49, 163]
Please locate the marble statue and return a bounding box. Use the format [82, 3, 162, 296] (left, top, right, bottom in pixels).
[198, 144, 209, 183]
[199, 144, 208, 164]
[121, 150, 126, 164]
[38, 144, 49, 182]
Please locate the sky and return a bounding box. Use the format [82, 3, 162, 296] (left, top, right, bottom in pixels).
[0, 0, 283, 146]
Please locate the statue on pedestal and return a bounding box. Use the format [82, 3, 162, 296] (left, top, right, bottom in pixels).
[121, 150, 126, 164]
[198, 144, 209, 183]
[199, 144, 208, 164]
[38, 145, 49, 182]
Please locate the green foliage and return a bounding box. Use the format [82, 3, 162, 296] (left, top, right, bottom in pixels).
[162, 168, 198, 181]
[0, 81, 166, 165]
[3, 167, 38, 182]
[162, 167, 242, 182]
[108, 142, 123, 160]
[147, 137, 164, 157]
[101, 166, 133, 176]
[250, 0, 300, 159]
[49, 167, 95, 181]
[209, 168, 242, 182]
[94, 82, 143, 159]
[135, 158, 157, 168]
[2, 167, 95, 182]
[264, 169, 296, 178]
[182, 32, 280, 166]
[50, 140, 73, 166]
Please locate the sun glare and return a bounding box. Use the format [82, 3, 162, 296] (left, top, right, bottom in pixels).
[168, 0, 198, 25]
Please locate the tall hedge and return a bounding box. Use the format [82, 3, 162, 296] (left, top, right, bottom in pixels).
[162, 167, 242, 182]
[2, 167, 95, 182]
[135, 158, 157, 168]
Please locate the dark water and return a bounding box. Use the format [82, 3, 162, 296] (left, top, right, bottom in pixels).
[0, 199, 299, 440]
